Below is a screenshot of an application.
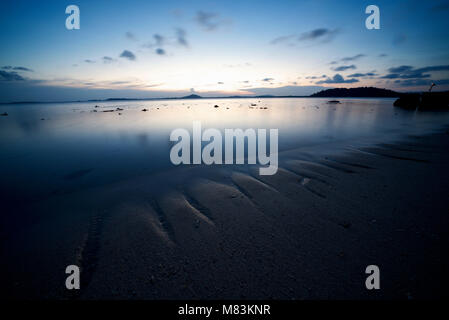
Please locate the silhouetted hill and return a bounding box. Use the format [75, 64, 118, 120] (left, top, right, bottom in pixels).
[394, 91, 449, 110]
[182, 94, 202, 99]
[310, 87, 399, 98]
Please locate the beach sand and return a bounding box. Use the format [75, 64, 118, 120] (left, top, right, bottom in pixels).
[2, 127, 449, 300]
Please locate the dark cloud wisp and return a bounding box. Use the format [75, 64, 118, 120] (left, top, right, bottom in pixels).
[271, 28, 339, 45]
[119, 50, 136, 61]
[195, 11, 225, 31]
[347, 72, 376, 78]
[316, 74, 359, 84]
[175, 28, 188, 47]
[156, 48, 166, 55]
[2, 66, 33, 72]
[125, 32, 137, 41]
[381, 65, 449, 80]
[333, 64, 356, 72]
[0, 70, 26, 81]
[102, 56, 115, 64]
[298, 28, 339, 42]
[341, 54, 365, 62]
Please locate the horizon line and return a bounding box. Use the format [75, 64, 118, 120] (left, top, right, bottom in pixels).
[1, 87, 440, 105]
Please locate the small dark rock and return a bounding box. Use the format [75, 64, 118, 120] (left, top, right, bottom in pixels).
[339, 221, 351, 229]
[142, 108, 148, 112]
[0, 112, 8, 116]
[393, 93, 420, 110]
[327, 100, 340, 104]
[214, 105, 219, 108]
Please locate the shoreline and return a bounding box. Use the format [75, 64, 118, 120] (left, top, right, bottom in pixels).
[2, 126, 449, 299]
[0, 95, 399, 106]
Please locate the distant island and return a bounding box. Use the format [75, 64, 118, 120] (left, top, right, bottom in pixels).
[310, 87, 399, 98]
[181, 94, 203, 99]
[0, 87, 419, 104]
[102, 87, 401, 102]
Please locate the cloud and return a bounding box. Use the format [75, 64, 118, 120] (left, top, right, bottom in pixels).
[298, 28, 339, 42]
[341, 54, 365, 62]
[155, 48, 166, 55]
[271, 28, 339, 46]
[393, 79, 440, 87]
[414, 65, 449, 73]
[347, 72, 376, 78]
[175, 28, 188, 47]
[245, 85, 328, 96]
[380, 65, 449, 80]
[144, 29, 188, 51]
[143, 35, 163, 49]
[305, 75, 327, 80]
[102, 56, 115, 64]
[379, 53, 388, 57]
[270, 35, 295, 45]
[316, 74, 359, 84]
[84, 59, 95, 63]
[195, 11, 225, 31]
[329, 54, 365, 65]
[0, 70, 26, 81]
[119, 50, 136, 61]
[153, 34, 165, 46]
[125, 32, 137, 41]
[381, 73, 400, 79]
[388, 65, 413, 73]
[2, 66, 33, 72]
[380, 73, 429, 79]
[333, 64, 356, 71]
[0, 80, 193, 103]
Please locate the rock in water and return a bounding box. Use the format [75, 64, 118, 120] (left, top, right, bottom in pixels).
[393, 93, 420, 110]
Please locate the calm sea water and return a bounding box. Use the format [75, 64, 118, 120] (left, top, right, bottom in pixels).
[1, 97, 449, 203]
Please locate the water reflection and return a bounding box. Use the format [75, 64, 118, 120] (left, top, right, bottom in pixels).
[1, 98, 448, 202]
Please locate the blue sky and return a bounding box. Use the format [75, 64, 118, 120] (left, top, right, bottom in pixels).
[1, 0, 449, 102]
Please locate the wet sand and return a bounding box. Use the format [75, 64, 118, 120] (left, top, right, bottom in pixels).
[2, 127, 449, 300]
